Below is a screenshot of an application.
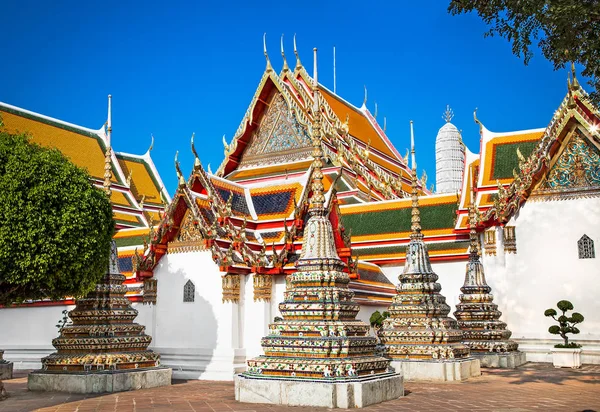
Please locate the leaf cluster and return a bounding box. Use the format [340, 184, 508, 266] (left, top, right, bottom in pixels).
[369, 310, 391, 328]
[449, 0, 600, 104]
[544, 300, 585, 347]
[0, 132, 115, 305]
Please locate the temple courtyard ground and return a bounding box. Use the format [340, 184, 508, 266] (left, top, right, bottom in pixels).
[1, 363, 599, 412]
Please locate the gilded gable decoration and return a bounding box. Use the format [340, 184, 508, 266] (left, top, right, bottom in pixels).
[503, 226, 517, 254]
[167, 210, 206, 254]
[484, 229, 497, 256]
[239, 92, 313, 168]
[222, 273, 241, 303]
[544, 132, 600, 190]
[253, 274, 272, 302]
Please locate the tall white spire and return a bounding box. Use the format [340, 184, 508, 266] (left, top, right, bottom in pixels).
[435, 105, 465, 193]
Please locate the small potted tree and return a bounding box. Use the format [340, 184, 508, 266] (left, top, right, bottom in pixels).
[544, 300, 585, 368]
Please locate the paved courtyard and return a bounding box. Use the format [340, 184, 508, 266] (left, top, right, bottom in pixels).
[1, 363, 599, 412]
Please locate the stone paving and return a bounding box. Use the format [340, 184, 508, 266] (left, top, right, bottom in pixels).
[0, 363, 599, 412]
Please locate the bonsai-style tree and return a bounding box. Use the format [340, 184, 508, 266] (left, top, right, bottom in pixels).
[0, 130, 114, 399]
[369, 310, 390, 332]
[544, 300, 585, 348]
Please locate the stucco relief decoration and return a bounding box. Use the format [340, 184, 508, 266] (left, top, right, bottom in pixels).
[544, 132, 600, 190]
[240, 92, 313, 167]
[503, 226, 517, 254]
[484, 229, 497, 256]
[222, 273, 241, 303]
[253, 274, 272, 302]
[167, 210, 206, 254]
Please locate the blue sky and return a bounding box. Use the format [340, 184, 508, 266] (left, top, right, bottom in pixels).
[0, 0, 585, 194]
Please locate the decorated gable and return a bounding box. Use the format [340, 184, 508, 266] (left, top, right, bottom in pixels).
[239, 92, 312, 168]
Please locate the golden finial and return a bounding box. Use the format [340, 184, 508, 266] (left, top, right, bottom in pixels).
[409, 120, 421, 239]
[191, 133, 202, 170]
[222, 134, 230, 154]
[103, 94, 113, 198]
[308, 47, 325, 211]
[280, 34, 289, 72]
[571, 62, 581, 90]
[263, 33, 273, 72]
[293, 33, 302, 70]
[175, 151, 185, 188]
[443, 105, 454, 123]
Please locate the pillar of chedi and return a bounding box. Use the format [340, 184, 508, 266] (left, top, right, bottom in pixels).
[28, 241, 172, 393]
[378, 121, 480, 382]
[453, 188, 525, 368]
[235, 48, 402, 409]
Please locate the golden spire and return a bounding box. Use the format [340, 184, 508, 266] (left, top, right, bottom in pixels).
[410, 120, 422, 240]
[191, 132, 202, 170]
[468, 166, 480, 257]
[280, 34, 289, 72]
[309, 47, 325, 211]
[263, 33, 273, 72]
[103, 94, 112, 198]
[293, 33, 302, 70]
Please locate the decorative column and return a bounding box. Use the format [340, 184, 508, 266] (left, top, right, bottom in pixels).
[27, 241, 171, 393]
[378, 121, 480, 382]
[234, 48, 402, 409]
[453, 202, 525, 368]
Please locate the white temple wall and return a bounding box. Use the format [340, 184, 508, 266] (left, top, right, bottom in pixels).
[150, 250, 243, 380]
[482, 196, 600, 363]
[0, 304, 74, 370]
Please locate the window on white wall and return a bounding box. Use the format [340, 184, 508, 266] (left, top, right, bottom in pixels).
[578, 235, 595, 259]
[183, 280, 195, 302]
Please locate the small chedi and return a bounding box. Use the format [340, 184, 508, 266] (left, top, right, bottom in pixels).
[235, 49, 402, 409]
[378, 123, 480, 381]
[28, 240, 171, 393]
[453, 188, 525, 368]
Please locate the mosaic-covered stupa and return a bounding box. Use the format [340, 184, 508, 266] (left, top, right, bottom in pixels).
[453, 190, 518, 354]
[378, 123, 470, 362]
[40, 240, 161, 372]
[242, 59, 393, 381]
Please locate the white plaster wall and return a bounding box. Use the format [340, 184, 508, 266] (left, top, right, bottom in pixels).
[484, 197, 600, 344]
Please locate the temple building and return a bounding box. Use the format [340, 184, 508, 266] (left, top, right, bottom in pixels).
[0, 44, 599, 381]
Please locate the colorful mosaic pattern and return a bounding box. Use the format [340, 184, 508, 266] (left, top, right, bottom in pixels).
[454, 208, 518, 353]
[240, 93, 313, 167]
[378, 172, 470, 360]
[41, 242, 161, 373]
[545, 132, 600, 189]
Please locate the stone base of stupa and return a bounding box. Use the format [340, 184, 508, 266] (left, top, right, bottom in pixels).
[471, 351, 527, 369]
[390, 358, 481, 382]
[235, 373, 403, 408]
[27, 367, 172, 394]
[0, 362, 13, 380]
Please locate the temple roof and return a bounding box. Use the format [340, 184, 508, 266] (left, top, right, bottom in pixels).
[0, 101, 170, 230]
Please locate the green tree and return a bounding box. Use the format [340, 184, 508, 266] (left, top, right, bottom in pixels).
[544, 300, 585, 348]
[0, 131, 114, 305]
[448, 0, 600, 104]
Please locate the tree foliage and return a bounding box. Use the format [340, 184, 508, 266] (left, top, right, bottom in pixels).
[0, 131, 114, 305]
[448, 0, 600, 104]
[544, 300, 585, 348]
[369, 310, 391, 329]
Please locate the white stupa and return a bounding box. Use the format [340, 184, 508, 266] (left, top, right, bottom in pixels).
[435, 105, 465, 193]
